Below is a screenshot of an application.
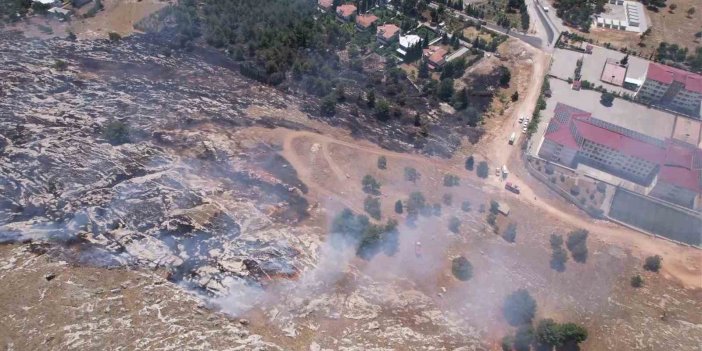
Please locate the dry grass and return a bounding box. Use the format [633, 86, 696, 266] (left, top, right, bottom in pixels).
[69, 0, 170, 39]
[574, 0, 701, 57]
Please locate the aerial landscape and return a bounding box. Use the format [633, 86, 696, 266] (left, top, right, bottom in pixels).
[0, 0, 701, 350]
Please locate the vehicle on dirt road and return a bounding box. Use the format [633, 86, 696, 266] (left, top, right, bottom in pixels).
[505, 182, 521, 194]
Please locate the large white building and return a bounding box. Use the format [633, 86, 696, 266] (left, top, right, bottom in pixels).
[636, 62, 702, 117]
[539, 103, 702, 208]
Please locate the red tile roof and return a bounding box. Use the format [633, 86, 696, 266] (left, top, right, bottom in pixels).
[318, 0, 333, 10]
[336, 4, 357, 18]
[646, 62, 702, 94]
[423, 46, 448, 65]
[376, 23, 400, 40]
[572, 119, 666, 163]
[356, 13, 378, 28]
[659, 166, 701, 192]
[544, 103, 702, 192]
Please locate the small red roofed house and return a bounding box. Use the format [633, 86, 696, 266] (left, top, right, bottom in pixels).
[355, 13, 379, 30]
[376, 23, 400, 44]
[422, 45, 448, 69]
[317, 0, 333, 12]
[336, 4, 357, 22]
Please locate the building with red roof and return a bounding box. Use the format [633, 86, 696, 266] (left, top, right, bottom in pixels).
[539, 103, 701, 208]
[422, 45, 448, 69]
[336, 4, 357, 22]
[355, 13, 379, 30]
[636, 62, 702, 117]
[376, 23, 400, 44]
[317, 0, 333, 12]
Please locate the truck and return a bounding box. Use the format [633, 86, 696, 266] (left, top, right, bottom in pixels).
[543, 6, 549, 12]
[505, 182, 520, 194]
[509, 132, 516, 145]
[501, 165, 509, 178]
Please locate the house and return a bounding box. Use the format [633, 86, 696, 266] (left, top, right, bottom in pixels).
[422, 45, 448, 69]
[376, 23, 400, 44]
[635, 62, 702, 117]
[538, 103, 702, 208]
[336, 3, 357, 22]
[317, 0, 333, 12]
[396, 34, 421, 58]
[355, 13, 379, 31]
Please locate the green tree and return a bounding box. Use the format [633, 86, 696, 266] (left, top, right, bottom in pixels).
[476, 161, 489, 178]
[406, 191, 426, 217]
[511, 91, 519, 101]
[687, 7, 696, 16]
[669, 3, 677, 12]
[362, 175, 381, 195]
[320, 94, 337, 116]
[443, 174, 460, 187]
[451, 256, 473, 280]
[404, 167, 420, 182]
[513, 324, 535, 351]
[395, 200, 403, 214]
[374, 100, 390, 121]
[503, 289, 537, 326]
[377, 156, 387, 170]
[502, 223, 517, 243]
[566, 229, 589, 263]
[364, 196, 381, 220]
[418, 59, 430, 79]
[437, 78, 455, 102]
[644, 255, 662, 272]
[631, 274, 644, 287]
[108, 32, 122, 42]
[535, 318, 564, 347]
[461, 201, 471, 212]
[490, 200, 500, 214]
[442, 193, 453, 206]
[103, 120, 130, 145]
[600, 91, 614, 106]
[449, 216, 461, 233]
[367, 90, 376, 108]
[560, 323, 588, 344]
[465, 155, 475, 170]
[499, 66, 511, 87]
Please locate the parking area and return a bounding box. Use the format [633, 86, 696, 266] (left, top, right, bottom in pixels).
[551, 45, 651, 96]
[541, 79, 676, 139]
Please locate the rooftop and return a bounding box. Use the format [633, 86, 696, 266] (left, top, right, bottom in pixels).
[376, 23, 400, 40]
[336, 4, 357, 17]
[356, 13, 379, 28]
[398, 34, 421, 48]
[546, 103, 702, 192]
[646, 62, 702, 93]
[317, 0, 333, 9]
[423, 45, 448, 65]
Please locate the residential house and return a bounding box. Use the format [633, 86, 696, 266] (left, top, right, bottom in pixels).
[376, 23, 400, 44]
[396, 34, 421, 58]
[336, 4, 357, 22]
[422, 45, 448, 69]
[317, 0, 333, 12]
[356, 13, 379, 31]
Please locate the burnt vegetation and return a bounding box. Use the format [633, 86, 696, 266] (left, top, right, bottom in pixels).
[154, 0, 510, 157]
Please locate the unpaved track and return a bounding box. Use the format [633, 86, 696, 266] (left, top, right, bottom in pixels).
[280, 129, 701, 289]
